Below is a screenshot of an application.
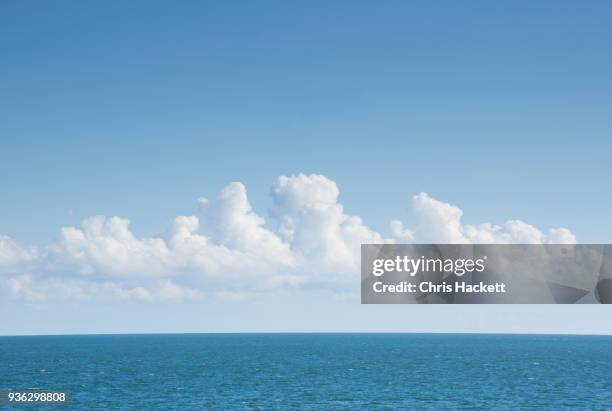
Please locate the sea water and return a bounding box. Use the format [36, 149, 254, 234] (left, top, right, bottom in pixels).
[1, 333, 611, 409]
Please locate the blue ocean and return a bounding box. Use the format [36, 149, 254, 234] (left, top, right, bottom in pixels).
[1, 333, 611, 409]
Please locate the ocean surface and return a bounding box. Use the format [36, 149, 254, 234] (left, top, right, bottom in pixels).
[1, 333, 611, 409]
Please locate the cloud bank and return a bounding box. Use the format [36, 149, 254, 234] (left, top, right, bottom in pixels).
[0, 174, 576, 302]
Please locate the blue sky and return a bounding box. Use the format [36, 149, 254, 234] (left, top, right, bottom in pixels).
[1, 1, 611, 334]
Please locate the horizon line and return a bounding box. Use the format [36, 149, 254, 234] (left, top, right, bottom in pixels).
[2, 331, 612, 338]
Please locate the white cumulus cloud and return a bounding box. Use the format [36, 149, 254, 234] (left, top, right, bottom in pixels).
[0, 235, 36, 269]
[396, 192, 577, 245]
[0, 174, 576, 302]
[271, 174, 384, 276]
